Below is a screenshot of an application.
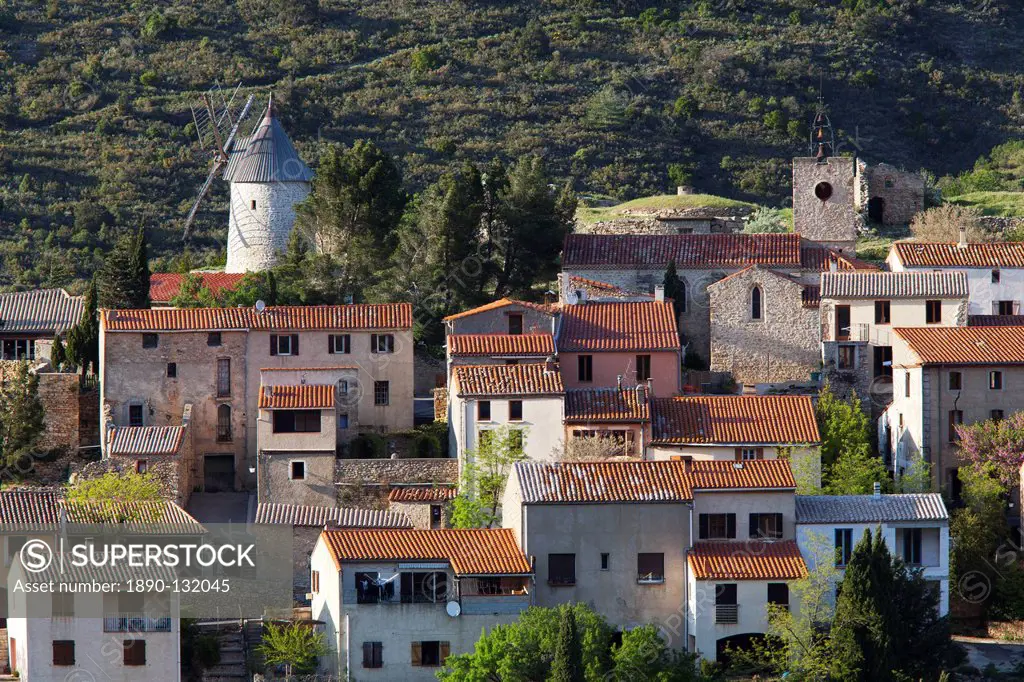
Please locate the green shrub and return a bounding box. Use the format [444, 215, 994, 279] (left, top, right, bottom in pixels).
[351, 433, 386, 459]
[141, 11, 172, 40]
[139, 70, 158, 87]
[412, 432, 441, 458]
[672, 94, 698, 120]
[410, 47, 440, 74]
[992, 562, 1024, 621]
[195, 635, 221, 669]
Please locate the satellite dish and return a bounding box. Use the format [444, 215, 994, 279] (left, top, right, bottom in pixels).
[255, 299, 266, 313]
[445, 601, 461, 618]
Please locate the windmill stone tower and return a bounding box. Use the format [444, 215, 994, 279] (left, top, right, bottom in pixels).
[223, 99, 312, 273]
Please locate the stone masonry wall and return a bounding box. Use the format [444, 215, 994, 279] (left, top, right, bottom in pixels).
[36, 372, 80, 452]
[709, 268, 820, 387]
[226, 180, 310, 274]
[334, 458, 458, 485]
[389, 499, 451, 529]
[863, 163, 924, 226]
[792, 157, 859, 255]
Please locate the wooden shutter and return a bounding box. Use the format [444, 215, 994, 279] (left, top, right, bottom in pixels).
[311, 570, 319, 593]
[698, 514, 708, 539]
[756, 447, 764, 459]
[328, 335, 335, 354]
[411, 642, 422, 666]
[749, 513, 759, 538]
[440, 641, 451, 661]
[726, 513, 736, 539]
[124, 640, 146, 666]
[734, 447, 742, 461]
[270, 335, 278, 356]
[291, 334, 299, 355]
[371, 334, 379, 353]
[363, 642, 372, 668]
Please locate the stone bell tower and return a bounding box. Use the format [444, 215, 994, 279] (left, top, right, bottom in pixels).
[224, 98, 313, 274]
[792, 108, 858, 256]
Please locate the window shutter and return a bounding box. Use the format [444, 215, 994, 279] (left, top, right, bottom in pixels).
[371, 334, 379, 353]
[756, 447, 764, 459]
[749, 514, 759, 538]
[726, 514, 736, 539]
[734, 447, 742, 461]
[363, 642, 372, 668]
[329, 335, 335, 354]
[440, 641, 451, 661]
[270, 335, 277, 356]
[411, 642, 422, 666]
[698, 514, 708, 540]
[291, 334, 299, 356]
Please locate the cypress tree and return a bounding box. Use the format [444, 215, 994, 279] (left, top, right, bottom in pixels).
[550, 606, 584, 682]
[66, 279, 99, 376]
[662, 259, 684, 339]
[98, 228, 150, 309]
[50, 334, 67, 371]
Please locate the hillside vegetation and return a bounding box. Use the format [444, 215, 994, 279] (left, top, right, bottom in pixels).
[1, 0, 1023, 289]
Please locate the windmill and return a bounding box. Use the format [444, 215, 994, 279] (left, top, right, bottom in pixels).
[182, 83, 259, 241]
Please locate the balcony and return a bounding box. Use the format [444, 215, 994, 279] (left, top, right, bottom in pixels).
[637, 573, 665, 585]
[103, 615, 173, 633]
[715, 604, 739, 625]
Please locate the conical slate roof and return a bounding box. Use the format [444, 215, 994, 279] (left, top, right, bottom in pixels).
[223, 99, 313, 184]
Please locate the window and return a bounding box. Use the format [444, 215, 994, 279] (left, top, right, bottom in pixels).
[948, 410, 963, 443]
[374, 381, 390, 406]
[992, 410, 1005, 422]
[135, 460, 148, 474]
[166, 362, 176, 378]
[751, 286, 762, 320]
[290, 461, 306, 480]
[123, 640, 146, 666]
[401, 571, 447, 603]
[925, 300, 941, 324]
[508, 313, 523, 336]
[999, 300, 1016, 315]
[217, 404, 232, 442]
[207, 332, 222, 347]
[767, 583, 789, 609]
[903, 528, 922, 566]
[814, 181, 833, 200]
[273, 410, 321, 434]
[699, 513, 736, 540]
[311, 570, 320, 594]
[411, 641, 449, 667]
[899, 413, 904, 430]
[990, 371, 1003, 390]
[509, 400, 523, 421]
[600, 553, 610, 570]
[356, 572, 381, 604]
[329, 334, 351, 354]
[430, 505, 442, 526]
[637, 553, 665, 583]
[993, 269, 1001, 283]
[270, 334, 298, 356]
[749, 513, 783, 540]
[905, 371, 911, 397]
[948, 371, 962, 390]
[338, 413, 349, 429]
[363, 642, 383, 669]
[636, 354, 652, 382]
[578, 355, 593, 382]
[873, 346, 892, 378]
[548, 553, 576, 586]
[477, 401, 491, 421]
[52, 591, 75, 618]
[838, 344, 855, 370]
[874, 300, 891, 324]
[371, 334, 395, 354]
[735, 447, 763, 461]
[142, 333, 158, 349]
[715, 584, 738, 624]
[128, 404, 144, 427]
[251, 199, 256, 210]
[53, 640, 75, 666]
[835, 528, 853, 567]
[217, 358, 231, 397]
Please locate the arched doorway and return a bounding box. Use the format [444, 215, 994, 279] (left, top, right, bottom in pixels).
[867, 197, 885, 223]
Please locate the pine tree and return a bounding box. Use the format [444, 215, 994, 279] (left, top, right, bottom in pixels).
[550, 606, 585, 682]
[98, 229, 150, 309]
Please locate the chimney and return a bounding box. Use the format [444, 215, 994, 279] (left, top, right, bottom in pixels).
[676, 185, 693, 196]
[872, 481, 881, 498]
[617, 374, 623, 390]
[958, 227, 967, 249]
[654, 285, 665, 302]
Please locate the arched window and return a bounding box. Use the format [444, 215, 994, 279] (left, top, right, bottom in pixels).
[217, 404, 232, 442]
[751, 286, 762, 320]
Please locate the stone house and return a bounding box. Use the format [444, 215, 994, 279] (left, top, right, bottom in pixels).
[501, 458, 805, 661]
[882, 325, 1024, 494]
[857, 162, 925, 226]
[819, 271, 969, 409]
[557, 298, 682, 397]
[446, 333, 554, 367]
[0, 288, 83, 361]
[442, 298, 557, 337]
[99, 304, 413, 493]
[796, 490, 950, 616]
[254, 502, 411, 604]
[104, 417, 195, 505]
[563, 386, 650, 457]
[561, 233, 875, 367]
[310, 528, 532, 680]
[448, 363, 564, 465]
[887, 239, 1024, 318]
[387, 486, 457, 529]
[707, 265, 821, 386]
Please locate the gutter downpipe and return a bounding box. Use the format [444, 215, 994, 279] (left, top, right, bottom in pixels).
[344, 613, 350, 681]
[684, 501, 694, 650]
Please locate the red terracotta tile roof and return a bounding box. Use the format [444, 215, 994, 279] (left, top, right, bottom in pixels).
[0, 490, 62, 528]
[558, 301, 680, 352]
[802, 286, 821, 308]
[319, 528, 532, 575]
[688, 540, 807, 580]
[448, 333, 555, 357]
[108, 426, 186, 456]
[388, 486, 458, 503]
[512, 459, 795, 503]
[453, 362, 564, 396]
[442, 298, 557, 322]
[894, 326, 1024, 365]
[258, 384, 335, 409]
[564, 388, 650, 423]
[969, 315, 1024, 327]
[799, 245, 878, 272]
[563, 233, 803, 269]
[149, 272, 246, 303]
[566, 276, 654, 301]
[651, 396, 820, 445]
[892, 241, 1024, 268]
[102, 304, 413, 332]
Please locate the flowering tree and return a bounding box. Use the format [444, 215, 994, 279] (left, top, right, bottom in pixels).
[956, 411, 1024, 489]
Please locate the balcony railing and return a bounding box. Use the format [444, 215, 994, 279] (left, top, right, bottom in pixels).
[216, 425, 232, 442]
[715, 604, 739, 625]
[637, 573, 665, 584]
[103, 615, 172, 633]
